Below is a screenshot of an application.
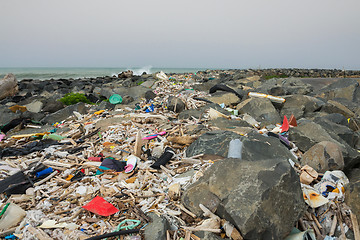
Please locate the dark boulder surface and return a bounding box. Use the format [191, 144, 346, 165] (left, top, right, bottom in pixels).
[301, 141, 344, 172]
[41, 102, 88, 124]
[182, 157, 305, 239]
[186, 130, 296, 161]
[167, 96, 186, 113]
[280, 95, 325, 119]
[236, 97, 281, 125]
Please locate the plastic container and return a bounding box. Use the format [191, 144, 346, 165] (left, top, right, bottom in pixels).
[227, 139, 243, 159]
[109, 94, 123, 104]
[0, 203, 26, 230]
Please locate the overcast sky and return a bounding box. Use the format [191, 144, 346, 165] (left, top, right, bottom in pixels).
[1, 0, 359, 69]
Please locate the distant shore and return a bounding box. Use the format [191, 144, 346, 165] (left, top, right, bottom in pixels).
[1, 67, 360, 81]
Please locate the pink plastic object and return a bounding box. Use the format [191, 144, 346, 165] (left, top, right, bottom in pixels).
[142, 131, 167, 140]
[82, 196, 119, 216]
[0, 134, 5, 142]
[88, 157, 102, 162]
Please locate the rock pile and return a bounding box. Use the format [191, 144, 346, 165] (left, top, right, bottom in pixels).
[0, 70, 359, 239]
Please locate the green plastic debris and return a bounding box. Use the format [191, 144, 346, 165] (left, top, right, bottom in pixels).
[43, 134, 65, 141]
[109, 94, 122, 104]
[0, 203, 10, 218]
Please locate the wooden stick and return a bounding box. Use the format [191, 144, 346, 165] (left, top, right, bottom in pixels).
[329, 215, 337, 236]
[312, 213, 323, 229]
[175, 204, 197, 218]
[184, 230, 191, 240]
[182, 227, 221, 233]
[311, 222, 322, 239]
[26, 226, 52, 240]
[160, 165, 176, 176]
[350, 212, 360, 240]
[190, 234, 201, 240]
[298, 218, 306, 231]
[180, 158, 202, 164]
[338, 212, 346, 239]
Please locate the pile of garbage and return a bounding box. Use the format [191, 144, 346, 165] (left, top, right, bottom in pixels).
[0, 71, 359, 239]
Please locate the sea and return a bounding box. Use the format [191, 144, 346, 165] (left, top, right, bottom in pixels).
[0, 67, 213, 81]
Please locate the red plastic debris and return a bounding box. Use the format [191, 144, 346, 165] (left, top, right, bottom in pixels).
[82, 196, 119, 216]
[88, 157, 102, 162]
[289, 114, 298, 127]
[281, 115, 289, 133]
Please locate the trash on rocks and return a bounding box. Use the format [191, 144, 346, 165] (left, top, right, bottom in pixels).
[109, 94, 123, 104]
[0, 70, 359, 239]
[150, 147, 175, 169]
[209, 84, 243, 99]
[8, 105, 27, 113]
[289, 114, 298, 127]
[208, 108, 230, 120]
[227, 139, 243, 159]
[301, 184, 329, 208]
[155, 71, 168, 81]
[284, 227, 316, 240]
[248, 92, 286, 103]
[281, 115, 290, 133]
[300, 165, 318, 185]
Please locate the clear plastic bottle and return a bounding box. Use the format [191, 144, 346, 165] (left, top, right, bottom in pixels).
[227, 139, 243, 159]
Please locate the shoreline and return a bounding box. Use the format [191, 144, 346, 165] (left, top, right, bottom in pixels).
[1, 68, 360, 81]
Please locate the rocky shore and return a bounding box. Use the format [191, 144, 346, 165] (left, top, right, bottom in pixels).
[0, 69, 359, 239]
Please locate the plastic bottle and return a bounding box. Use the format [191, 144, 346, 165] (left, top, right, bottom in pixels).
[227, 139, 243, 159]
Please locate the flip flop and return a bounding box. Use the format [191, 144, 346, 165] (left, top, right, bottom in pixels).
[124, 155, 138, 173]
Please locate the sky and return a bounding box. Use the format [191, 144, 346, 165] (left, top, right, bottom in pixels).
[1, 0, 360, 69]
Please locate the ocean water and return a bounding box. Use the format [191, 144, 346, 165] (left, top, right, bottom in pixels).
[0, 67, 212, 81]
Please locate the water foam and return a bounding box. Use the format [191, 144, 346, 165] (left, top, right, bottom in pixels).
[130, 65, 153, 76]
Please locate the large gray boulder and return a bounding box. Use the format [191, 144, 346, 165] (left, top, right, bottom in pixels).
[314, 118, 360, 150]
[205, 92, 241, 106]
[301, 141, 344, 172]
[113, 86, 149, 101]
[254, 77, 313, 96]
[167, 96, 186, 113]
[289, 121, 360, 170]
[236, 98, 281, 125]
[0, 105, 21, 126]
[182, 158, 305, 239]
[321, 100, 355, 118]
[345, 169, 360, 222]
[41, 102, 88, 124]
[144, 212, 170, 240]
[280, 95, 325, 119]
[0, 74, 18, 101]
[42, 98, 65, 113]
[289, 121, 340, 152]
[317, 78, 360, 102]
[186, 131, 296, 161]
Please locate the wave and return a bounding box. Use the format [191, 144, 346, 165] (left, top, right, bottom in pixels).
[130, 65, 153, 76]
